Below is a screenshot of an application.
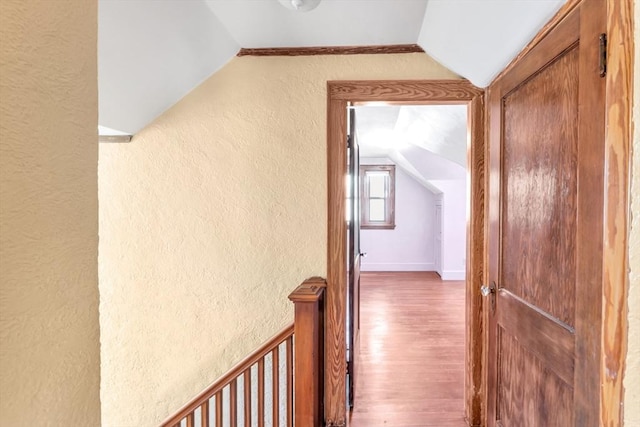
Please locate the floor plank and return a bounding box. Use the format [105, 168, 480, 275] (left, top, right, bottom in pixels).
[349, 271, 467, 427]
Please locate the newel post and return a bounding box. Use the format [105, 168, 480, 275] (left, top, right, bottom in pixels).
[288, 277, 326, 427]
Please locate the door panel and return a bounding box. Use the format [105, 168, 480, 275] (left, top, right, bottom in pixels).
[487, 1, 605, 426]
[502, 44, 579, 327]
[497, 330, 573, 427]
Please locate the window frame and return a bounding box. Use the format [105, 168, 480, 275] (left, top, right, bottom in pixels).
[359, 164, 396, 230]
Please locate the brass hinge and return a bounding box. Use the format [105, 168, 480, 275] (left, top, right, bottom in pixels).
[599, 33, 607, 78]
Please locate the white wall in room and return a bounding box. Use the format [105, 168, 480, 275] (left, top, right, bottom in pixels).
[431, 179, 467, 280]
[360, 162, 436, 272]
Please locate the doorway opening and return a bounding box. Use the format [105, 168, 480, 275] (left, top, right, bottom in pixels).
[354, 104, 468, 278]
[325, 80, 485, 427]
[346, 103, 469, 425]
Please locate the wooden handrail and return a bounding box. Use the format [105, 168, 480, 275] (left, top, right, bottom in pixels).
[160, 323, 294, 427]
[160, 276, 327, 427]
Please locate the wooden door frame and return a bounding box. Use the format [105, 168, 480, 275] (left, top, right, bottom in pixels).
[325, 80, 486, 426]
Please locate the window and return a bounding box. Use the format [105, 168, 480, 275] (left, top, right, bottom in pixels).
[360, 165, 395, 229]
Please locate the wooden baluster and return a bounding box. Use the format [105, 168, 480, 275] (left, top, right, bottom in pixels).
[288, 277, 326, 427]
[230, 379, 237, 426]
[244, 369, 251, 426]
[201, 401, 209, 427]
[215, 391, 222, 427]
[158, 324, 295, 427]
[286, 336, 293, 427]
[272, 348, 280, 427]
[258, 358, 265, 427]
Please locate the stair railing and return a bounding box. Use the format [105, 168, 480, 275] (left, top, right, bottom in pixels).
[160, 277, 326, 427]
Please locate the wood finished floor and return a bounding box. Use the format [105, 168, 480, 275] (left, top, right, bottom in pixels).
[349, 272, 467, 427]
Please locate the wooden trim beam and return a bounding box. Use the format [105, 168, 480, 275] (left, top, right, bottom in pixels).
[237, 44, 424, 57]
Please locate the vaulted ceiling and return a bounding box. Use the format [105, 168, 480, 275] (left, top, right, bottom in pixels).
[355, 105, 467, 194]
[98, 0, 565, 135]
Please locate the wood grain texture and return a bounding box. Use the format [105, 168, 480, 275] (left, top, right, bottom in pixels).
[327, 80, 485, 427]
[326, 96, 349, 427]
[485, 83, 502, 426]
[497, 329, 573, 427]
[502, 44, 579, 327]
[574, 2, 606, 424]
[487, 2, 609, 425]
[329, 80, 482, 102]
[289, 278, 326, 427]
[601, 0, 633, 425]
[466, 93, 486, 427]
[237, 44, 424, 57]
[215, 392, 222, 427]
[229, 379, 237, 427]
[348, 272, 466, 427]
[201, 400, 209, 427]
[497, 291, 575, 385]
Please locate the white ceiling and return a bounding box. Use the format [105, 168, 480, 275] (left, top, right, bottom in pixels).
[205, 0, 428, 48]
[98, 0, 566, 134]
[418, 0, 566, 87]
[355, 105, 467, 194]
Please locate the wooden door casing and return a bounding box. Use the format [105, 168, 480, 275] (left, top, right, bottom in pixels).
[487, 1, 605, 426]
[326, 81, 485, 427]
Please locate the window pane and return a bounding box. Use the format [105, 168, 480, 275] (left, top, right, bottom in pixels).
[368, 172, 387, 198]
[369, 199, 386, 221]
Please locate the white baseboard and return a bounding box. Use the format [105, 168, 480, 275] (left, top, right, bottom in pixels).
[361, 262, 435, 272]
[440, 270, 466, 280]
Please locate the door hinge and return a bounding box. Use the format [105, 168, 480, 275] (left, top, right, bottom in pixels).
[347, 359, 353, 376]
[347, 135, 352, 149]
[599, 33, 607, 78]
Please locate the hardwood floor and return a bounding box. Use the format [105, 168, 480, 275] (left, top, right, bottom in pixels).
[348, 272, 467, 427]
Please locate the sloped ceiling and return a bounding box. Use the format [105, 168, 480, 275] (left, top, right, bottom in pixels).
[98, 0, 566, 134]
[98, 0, 239, 134]
[418, 0, 565, 87]
[355, 105, 467, 194]
[205, 0, 428, 47]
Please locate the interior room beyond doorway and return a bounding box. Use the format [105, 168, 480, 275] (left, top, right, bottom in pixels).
[354, 104, 468, 280]
[349, 272, 466, 427]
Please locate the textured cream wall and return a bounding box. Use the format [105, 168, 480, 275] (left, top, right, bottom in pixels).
[0, 1, 100, 426]
[624, 1, 639, 424]
[98, 53, 458, 426]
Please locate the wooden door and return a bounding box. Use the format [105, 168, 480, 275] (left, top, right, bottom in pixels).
[486, 1, 605, 426]
[346, 107, 361, 409]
